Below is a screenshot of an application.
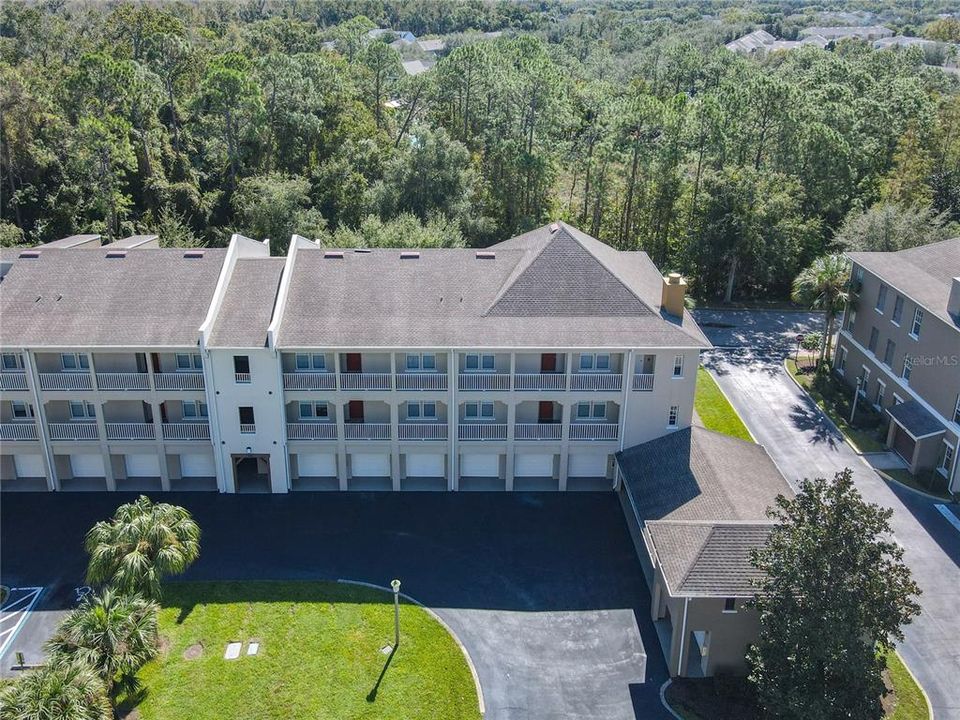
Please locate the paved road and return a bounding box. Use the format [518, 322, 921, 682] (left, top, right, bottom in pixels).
[697, 310, 960, 720]
[0, 491, 670, 720]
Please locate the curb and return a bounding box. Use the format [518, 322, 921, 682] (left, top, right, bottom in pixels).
[336, 579, 485, 717]
[872, 467, 954, 504]
[892, 650, 935, 720]
[659, 679, 685, 719]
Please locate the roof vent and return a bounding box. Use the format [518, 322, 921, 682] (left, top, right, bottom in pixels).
[324, 250, 344, 259]
[400, 251, 420, 260]
[475, 251, 496, 260]
[105, 250, 127, 259]
[549, 222, 559, 234]
[183, 250, 205, 258]
[19, 250, 41, 259]
[353, 248, 372, 254]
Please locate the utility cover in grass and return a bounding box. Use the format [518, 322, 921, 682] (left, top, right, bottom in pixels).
[130, 581, 480, 720]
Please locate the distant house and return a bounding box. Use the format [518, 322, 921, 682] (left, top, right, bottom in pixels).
[416, 38, 447, 54]
[401, 59, 435, 76]
[367, 28, 417, 44]
[800, 25, 893, 41]
[725, 29, 776, 53]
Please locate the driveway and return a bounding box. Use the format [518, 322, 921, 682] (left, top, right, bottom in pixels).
[0, 491, 670, 720]
[697, 309, 960, 720]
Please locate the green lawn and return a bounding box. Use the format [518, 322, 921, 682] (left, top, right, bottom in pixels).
[884, 650, 930, 720]
[129, 581, 480, 720]
[695, 367, 753, 441]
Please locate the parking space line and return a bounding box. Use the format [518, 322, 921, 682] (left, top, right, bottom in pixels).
[935, 504, 960, 535]
[0, 587, 44, 660]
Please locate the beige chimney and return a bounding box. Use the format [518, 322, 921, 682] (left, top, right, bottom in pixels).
[661, 273, 687, 317]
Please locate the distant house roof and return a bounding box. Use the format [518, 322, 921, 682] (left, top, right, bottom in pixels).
[274, 222, 710, 349]
[725, 29, 775, 53]
[873, 35, 942, 50]
[0, 248, 227, 348]
[800, 25, 892, 40]
[887, 400, 947, 440]
[368, 28, 416, 44]
[847, 238, 960, 326]
[401, 59, 435, 75]
[208, 257, 286, 348]
[647, 521, 773, 597]
[42, 234, 101, 249]
[417, 38, 446, 53]
[102, 235, 159, 249]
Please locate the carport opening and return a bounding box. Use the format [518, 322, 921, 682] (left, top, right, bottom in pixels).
[233, 455, 270, 493]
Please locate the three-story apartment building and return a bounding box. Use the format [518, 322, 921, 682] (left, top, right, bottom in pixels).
[0, 222, 710, 493]
[835, 238, 960, 494]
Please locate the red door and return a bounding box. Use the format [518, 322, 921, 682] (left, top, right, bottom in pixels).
[540, 353, 557, 373]
[345, 353, 362, 373]
[348, 400, 364, 423]
[538, 401, 553, 424]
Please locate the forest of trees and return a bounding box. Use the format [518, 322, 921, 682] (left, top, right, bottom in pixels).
[2, 0, 959, 301]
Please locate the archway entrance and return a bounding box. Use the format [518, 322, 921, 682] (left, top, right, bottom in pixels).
[232, 454, 271, 493]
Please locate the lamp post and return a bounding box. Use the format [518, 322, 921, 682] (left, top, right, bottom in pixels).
[391, 579, 401, 647]
[850, 375, 862, 424]
[795, 334, 803, 366]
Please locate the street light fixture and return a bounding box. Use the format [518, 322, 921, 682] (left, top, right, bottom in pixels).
[391, 579, 401, 647]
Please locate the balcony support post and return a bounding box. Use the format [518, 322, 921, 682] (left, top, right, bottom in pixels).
[389, 402, 401, 490]
[505, 401, 516, 491]
[24, 350, 58, 490]
[447, 350, 457, 491]
[559, 403, 571, 491]
[335, 402, 348, 490]
[151, 400, 170, 491]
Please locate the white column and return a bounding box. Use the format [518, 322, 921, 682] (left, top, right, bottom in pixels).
[151, 400, 170, 491]
[88, 354, 115, 491]
[390, 401, 401, 490]
[335, 401, 348, 490]
[23, 349, 58, 490]
[448, 350, 458, 490]
[559, 402, 571, 491]
[505, 400, 516, 491]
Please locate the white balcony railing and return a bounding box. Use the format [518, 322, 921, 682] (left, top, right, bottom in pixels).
[398, 423, 448, 440]
[240, 423, 256, 434]
[571, 373, 623, 392]
[339, 373, 392, 391]
[106, 422, 156, 440]
[39, 373, 92, 391]
[48, 422, 98, 440]
[283, 372, 336, 391]
[458, 373, 511, 391]
[344, 422, 391, 440]
[513, 373, 567, 391]
[96, 373, 150, 391]
[235, 372, 251, 384]
[162, 422, 210, 441]
[154, 373, 205, 391]
[395, 373, 448, 391]
[569, 423, 619, 441]
[458, 423, 508, 440]
[0, 373, 28, 391]
[286, 422, 337, 440]
[632, 374, 655, 391]
[0, 423, 38, 440]
[514, 423, 563, 441]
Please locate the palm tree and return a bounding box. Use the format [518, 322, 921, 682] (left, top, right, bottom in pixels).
[0, 657, 112, 720]
[45, 587, 159, 698]
[791, 254, 850, 366]
[85, 495, 200, 599]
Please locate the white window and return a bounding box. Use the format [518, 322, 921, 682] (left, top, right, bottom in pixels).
[11, 401, 30, 419]
[182, 401, 208, 419]
[673, 355, 684, 378]
[576, 402, 606, 420]
[69, 401, 96, 419]
[176, 353, 202, 371]
[295, 353, 325, 371]
[891, 296, 904, 325]
[668, 405, 679, 427]
[60, 353, 89, 372]
[910, 308, 923, 339]
[299, 401, 328, 419]
[2, 353, 22, 370]
[858, 366, 870, 396]
[579, 353, 611, 372]
[875, 284, 887, 313]
[464, 401, 494, 419]
[406, 353, 437, 371]
[846, 309, 856, 333]
[901, 357, 912, 383]
[723, 598, 737, 613]
[407, 402, 437, 420]
[465, 353, 495, 372]
[893, 393, 904, 406]
[874, 380, 885, 409]
[836, 346, 847, 374]
[938, 441, 955, 477]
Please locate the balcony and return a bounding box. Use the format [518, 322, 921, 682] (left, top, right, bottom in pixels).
[513, 373, 566, 391]
[105, 422, 156, 440]
[632, 374, 655, 392]
[286, 423, 337, 440]
[48, 422, 98, 440]
[0, 373, 28, 391]
[458, 423, 508, 441]
[398, 423, 448, 440]
[96, 373, 150, 391]
[0, 423, 38, 440]
[458, 373, 510, 391]
[39, 373, 92, 391]
[154, 373, 205, 391]
[283, 372, 336, 391]
[569, 423, 619, 441]
[339, 373, 392, 391]
[240, 423, 256, 434]
[514, 423, 562, 441]
[344, 422, 391, 440]
[570, 373, 623, 392]
[395, 373, 448, 391]
[162, 422, 210, 441]
[235, 372, 251, 384]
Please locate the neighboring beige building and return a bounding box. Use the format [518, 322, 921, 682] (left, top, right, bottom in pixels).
[616, 426, 795, 678]
[0, 222, 711, 493]
[835, 238, 960, 494]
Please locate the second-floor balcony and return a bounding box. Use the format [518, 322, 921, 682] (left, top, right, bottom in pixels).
[513, 373, 567, 391]
[96, 372, 150, 391]
[632, 374, 655, 392]
[569, 423, 619, 441]
[283, 372, 336, 391]
[458, 423, 508, 441]
[458, 373, 511, 391]
[398, 423, 448, 440]
[0, 372, 28, 391]
[570, 373, 623, 392]
[48, 422, 98, 440]
[161, 422, 210, 441]
[395, 373, 448, 391]
[344, 422, 391, 440]
[340, 373, 392, 391]
[514, 423, 563, 441]
[105, 422, 156, 441]
[286, 422, 337, 440]
[0, 422, 38, 440]
[154, 372, 205, 391]
[39, 373, 92, 391]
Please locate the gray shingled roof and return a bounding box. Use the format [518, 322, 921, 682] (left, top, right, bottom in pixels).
[43, 234, 102, 249]
[276, 222, 709, 349]
[848, 238, 960, 326]
[616, 426, 794, 523]
[208, 258, 286, 348]
[647, 521, 773, 597]
[887, 400, 946, 439]
[0, 248, 227, 347]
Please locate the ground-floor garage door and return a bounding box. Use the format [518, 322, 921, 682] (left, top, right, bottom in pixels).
[461, 453, 500, 477]
[351, 453, 390, 477]
[405, 453, 445, 477]
[14, 454, 45, 478]
[515, 453, 555, 478]
[125, 453, 160, 477]
[568, 453, 609, 478]
[298, 453, 336, 477]
[70, 453, 105, 478]
[893, 427, 916, 464]
[181, 452, 216, 477]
